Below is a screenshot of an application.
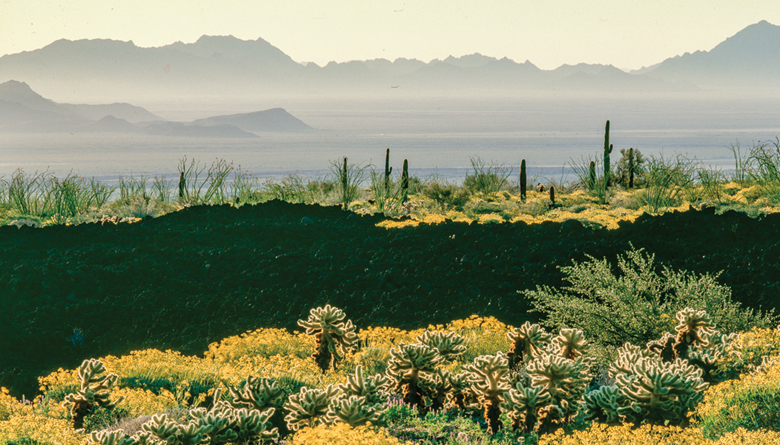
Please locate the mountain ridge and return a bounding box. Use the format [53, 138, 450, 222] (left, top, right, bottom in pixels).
[0, 80, 313, 135]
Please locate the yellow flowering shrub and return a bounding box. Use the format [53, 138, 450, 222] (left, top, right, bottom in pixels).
[0, 405, 85, 445]
[694, 350, 780, 438]
[38, 367, 79, 396]
[477, 213, 505, 224]
[540, 423, 780, 445]
[290, 422, 412, 445]
[111, 387, 178, 418]
[101, 349, 220, 383]
[205, 328, 313, 363]
[0, 388, 17, 421]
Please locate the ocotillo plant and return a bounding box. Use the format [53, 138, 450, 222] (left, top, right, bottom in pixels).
[401, 159, 409, 204]
[384, 148, 393, 198]
[520, 159, 527, 201]
[604, 120, 613, 188]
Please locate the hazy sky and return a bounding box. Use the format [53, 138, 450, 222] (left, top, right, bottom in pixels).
[2, 0, 779, 70]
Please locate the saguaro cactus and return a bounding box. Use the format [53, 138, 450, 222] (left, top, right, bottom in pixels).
[549, 186, 555, 207]
[588, 161, 596, 191]
[603, 120, 613, 188]
[627, 147, 635, 188]
[401, 159, 409, 204]
[384, 148, 393, 198]
[520, 159, 527, 201]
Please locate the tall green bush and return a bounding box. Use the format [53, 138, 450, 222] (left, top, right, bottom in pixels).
[522, 247, 777, 352]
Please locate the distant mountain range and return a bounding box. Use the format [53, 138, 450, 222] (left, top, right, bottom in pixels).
[2, 20, 778, 104]
[0, 80, 313, 135]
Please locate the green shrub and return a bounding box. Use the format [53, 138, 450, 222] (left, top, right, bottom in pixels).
[463, 157, 512, 195]
[422, 181, 470, 211]
[522, 247, 777, 351]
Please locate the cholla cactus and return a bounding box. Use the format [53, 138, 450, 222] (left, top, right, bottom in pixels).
[189, 393, 279, 444]
[525, 351, 590, 429]
[141, 414, 184, 443]
[445, 371, 475, 410]
[327, 395, 385, 426]
[463, 352, 511, 435]
[297, 305, 359, 371]
[416, 369, 451, 412]
[506, 322, 551, 367]
[500, 383, 551, 432]
[283, 385, 340, 431]
[647, 332, 677, 362]
[228, 376, 284, 411]
[673, 308, 715, 359]
[416, 330, 467, 360]
[386, 342, 442, 409]
[688, 330, 738, 383]
[87, 430, 138, 445]
[609, 343, 708, 426]
[583, 385, 623, 425]
[551, 328, 588, 360]
[337, 365, 391, 406]
[62, 358, 125, 429]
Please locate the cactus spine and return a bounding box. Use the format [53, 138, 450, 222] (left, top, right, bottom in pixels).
[520, 159, 527, 201]
[604, 120, 613, 188]
[401, 159, 409, 204]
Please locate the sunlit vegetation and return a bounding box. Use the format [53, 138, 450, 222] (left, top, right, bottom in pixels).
[1, 303, 778, 444]
[3, 135, 780, 229]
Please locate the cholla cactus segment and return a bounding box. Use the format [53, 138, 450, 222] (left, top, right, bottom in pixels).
[416, 330, 467, 360]
[297, 305, 359, 370]
[228, 407, 280, 444]
[284, 385, 340, 431]
[327, 395, 385, 426]
[674, 308, 715, 348]
[386, 343, 442, 382]
[464, 352, 512, 397]
[526, 352, 590, 402]
[386, 343, 442, 409]
[87, 430, 137, 445]
[551, 328, 588, 360]
[175, 422, 212, 445]
[647, 332, 677, 362]
[507, 322, 551, 366]
[463, 352, 511, 435]
[337, 365, 391, 406]
[416, 368, 451, 412]
[445, 371, 476, 410]
[610, 344, 709, 426]
[583, 385, 623, 425]
[62, 358, 125, 429]
[609, 343, 656, 380]
[142, 414, 181, 443]
[500, 383, 552, 432]
[228, 376, 284, 411]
